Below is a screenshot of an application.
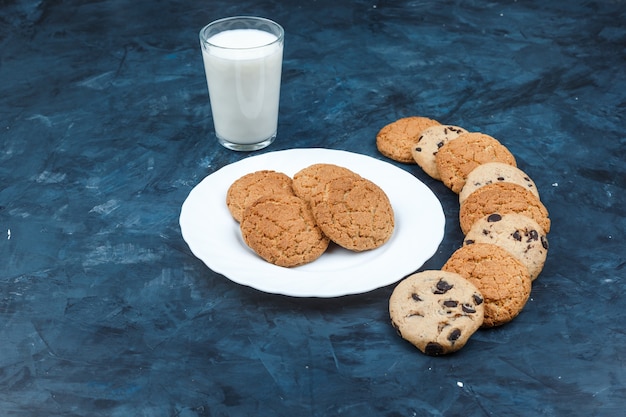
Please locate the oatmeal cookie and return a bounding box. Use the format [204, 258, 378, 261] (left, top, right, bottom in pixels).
[442, 243, 532, 327]
[436, 132, 517, 193]
[226, 170, 294, 223]
[376, 116, 441, 164]
[310, 175, 394, 251]
[240, 194, 329, 267]
[459, 182, 551, 235]
[292, 163, 360, 203]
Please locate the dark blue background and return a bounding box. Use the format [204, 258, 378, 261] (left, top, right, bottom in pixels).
[1, 0, 625, 415]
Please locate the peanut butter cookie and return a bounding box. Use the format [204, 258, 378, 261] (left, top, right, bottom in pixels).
[436, 132, 517, 193]
[389, 270, 485, 356]
[226, 170, 294, 223]
[240, 194, 329, 267]
[376, 116, 441, 164]
[411, 124, 468, 180]
[442, 243, 531, 327]
[459, 182, 551, 234]
[310, 175, 394, 251]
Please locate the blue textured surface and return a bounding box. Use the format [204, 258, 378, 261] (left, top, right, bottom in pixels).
[1, 0, 625, 416]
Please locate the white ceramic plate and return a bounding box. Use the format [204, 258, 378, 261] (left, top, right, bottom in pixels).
[180, 148, 445, 297]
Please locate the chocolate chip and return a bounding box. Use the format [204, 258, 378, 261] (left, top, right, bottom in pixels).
[482, 229, 489, 236]
[465, 239, 475, 245]
[473, 293, 483, 305]
[434, 279, 453, 294]
[541, 236, 549, 250]
[512, 230, 522, 241]
[412, 293, 422, 302]
[487, 213, 502, 222]
[497, 176, 505, 181]
[437, 141, 444, 148]
[443, 300, 458, 308]
[448, 329, 461, 342]
[528, 230, 539, 241]
[425, 342, 445, 356]
[462, 304, 476, 314]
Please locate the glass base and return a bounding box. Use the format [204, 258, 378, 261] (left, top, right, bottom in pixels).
[217, 134, 276, 152]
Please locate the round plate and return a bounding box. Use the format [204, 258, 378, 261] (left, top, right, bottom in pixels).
[179, 148, 445, 297]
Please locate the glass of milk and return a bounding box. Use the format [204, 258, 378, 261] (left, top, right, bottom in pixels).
[199, 16, 284, 151]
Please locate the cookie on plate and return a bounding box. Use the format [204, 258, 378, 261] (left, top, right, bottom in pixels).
[240, 194, 329, 267]
[226, 170, 294, 223]
[459, 162, 539, 205]
[292, 163, 360, 203]
[411, 125, 468, 180]
[442, 243, 531, 327]
[389, 270, 485, 356]
[376, 116, 441, 164]
[436, 132, 517, 193]
[310, 175, 394, 251]
[459, 182, 551, 235]
[463, 213, 549, 281]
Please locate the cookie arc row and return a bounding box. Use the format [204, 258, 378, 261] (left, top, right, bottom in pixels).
[379, 116, 550, 356]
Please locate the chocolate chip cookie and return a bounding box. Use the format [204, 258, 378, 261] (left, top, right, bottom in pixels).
[464, 213, 549, 280]
[411, 124, 468, 180]
[389, 270, 485, 355]
[459, 162, 539, 205]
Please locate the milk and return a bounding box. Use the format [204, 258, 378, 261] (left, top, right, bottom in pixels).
[201, 28, 283, 146]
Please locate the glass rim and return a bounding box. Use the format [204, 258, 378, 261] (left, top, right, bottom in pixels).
[199, 16, 284, 51]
